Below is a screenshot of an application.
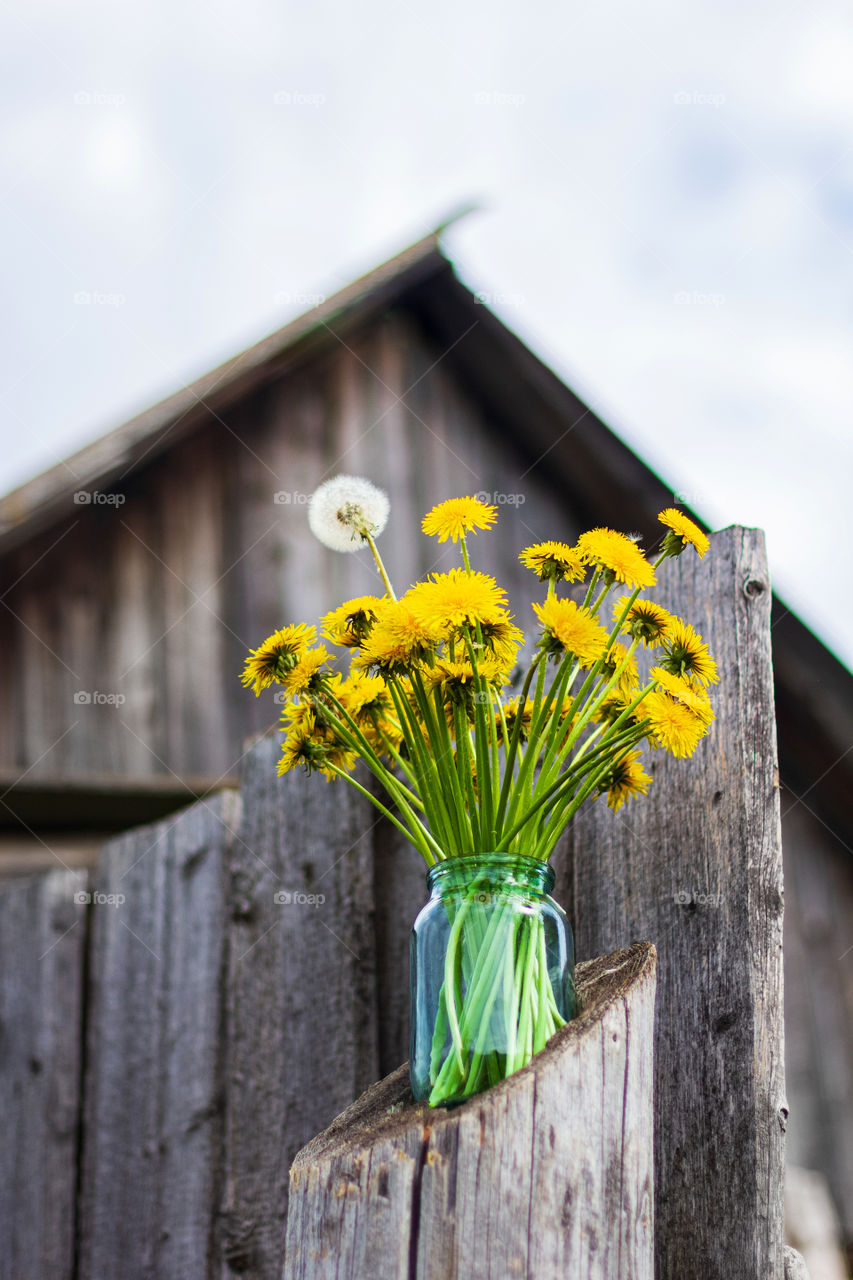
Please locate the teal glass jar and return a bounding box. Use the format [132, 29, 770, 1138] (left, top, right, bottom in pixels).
[410, 853, 576, 1107]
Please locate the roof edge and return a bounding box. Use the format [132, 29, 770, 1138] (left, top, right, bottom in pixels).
[0, 221, 461, 554]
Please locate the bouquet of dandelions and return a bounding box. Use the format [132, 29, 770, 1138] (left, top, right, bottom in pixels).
[242, 476, 716, 1106]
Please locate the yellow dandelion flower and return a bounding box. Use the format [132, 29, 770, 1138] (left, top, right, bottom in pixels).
[338, 671, 393, 722]
[282, 647, 332, 695]
[533, 598, 610, 667]
[658, 508, 710, 558]
[519, 541, 585, 584]
[353, 602, 441, 676]
[649, 667, 715, 726]
[496, 695, 533, 744]
[421, 496, 497, 542]
[405, 569, 508, 633]
[240, 623, 316, 695]
[601, 751, 653, 811]
[616, 597, 675, 646]
[474, 614, 524, 667]
[593, 692, 636, 726]
[576, 528, 656, 588]
[422, 657, 508, 708]
[659, 619, 719, 686]
[321, 596, 386, 647]
[601, 642, 640, 697]
[277, 716, 327, 776]
[642, 691, 708, 758]
[362, 714, 404, 760]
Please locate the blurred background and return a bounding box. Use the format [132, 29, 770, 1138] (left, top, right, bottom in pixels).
[0, 0, 852, 665]
[1, 3, 852, 1276]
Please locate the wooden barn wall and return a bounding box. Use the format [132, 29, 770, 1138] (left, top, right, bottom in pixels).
[782, 799, 853, 1238]
[0, 310, 575, 781]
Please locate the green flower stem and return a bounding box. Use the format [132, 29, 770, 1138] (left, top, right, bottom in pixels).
[387, 677, 460, 857]
[313, 698, 433, 844]
[526, 655, 606, 793]
[500, 651, 577, 837]
[431, 908, 512, 1101]
[362, 530, 397, 600]
[411, 669, 469, 838]
[493, 654, 544, 832]
[452, 703, 482, 852]
[326, 765, 439, 864]
[427, 889, 568, 1106]
[536, 738, 641, 858]
[376, 729, 421, 794]
[532, 634, 642, 799]
[435, 888, 508, 1084]
[499, 723, 641, 849]
[459, 625, 497, 848]
[424, 683, 474, 855]
[582, 566, 601, 608]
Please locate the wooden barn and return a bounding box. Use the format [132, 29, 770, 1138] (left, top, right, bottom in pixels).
[1, 224, 852, 1261]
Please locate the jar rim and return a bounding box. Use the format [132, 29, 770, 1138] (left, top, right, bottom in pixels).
[426, 852, 555, 893]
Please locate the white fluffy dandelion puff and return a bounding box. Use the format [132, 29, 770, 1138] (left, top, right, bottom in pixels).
[308, 475, 390, 553]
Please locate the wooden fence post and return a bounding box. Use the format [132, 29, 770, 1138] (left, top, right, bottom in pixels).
[283, 942, 657, 1280]
[0, 867, 88, 1280]
[556, 526, 786, 1279]
[219, 735, 381, 1279]
[78, 790, 241, 1279]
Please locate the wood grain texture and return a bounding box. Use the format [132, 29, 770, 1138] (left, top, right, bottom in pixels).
[0, 868, 88, 1280]
[78, 790, 241, 1280]
[283, 942, 656, 1280]
[556, 526, 786, 1280]
[219, 735, 380, 1280]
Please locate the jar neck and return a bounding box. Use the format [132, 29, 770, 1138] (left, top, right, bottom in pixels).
[426, 852, 555, 896]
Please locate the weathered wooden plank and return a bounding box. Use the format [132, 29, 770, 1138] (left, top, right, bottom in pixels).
[557, 526, 786, 1279]
[0, 867, 88, 1280]
[370, 809, 425, 1077]
[284, 942, 656, 1280]
[78, 789, 241, 1279]
[219, 736, 380, 1280]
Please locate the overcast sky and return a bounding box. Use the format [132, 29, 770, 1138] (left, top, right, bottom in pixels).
[2, 0, 852, 667]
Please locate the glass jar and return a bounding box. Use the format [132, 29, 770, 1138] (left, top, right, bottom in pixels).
[410, 853, 576, 1107]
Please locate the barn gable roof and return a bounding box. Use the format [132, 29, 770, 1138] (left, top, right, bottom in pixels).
[1, 221, 851, 842]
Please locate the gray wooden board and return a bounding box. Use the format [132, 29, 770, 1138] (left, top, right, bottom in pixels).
[284, 942, 657, 1280]
[555, 526, 786, 1279]
[0, 867, 88, 1280]
[78, 790, 241, 1279]
[219, 736, 380, 1280]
